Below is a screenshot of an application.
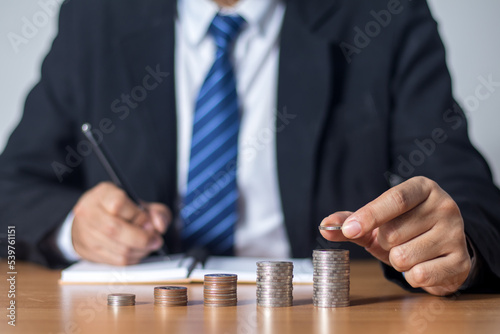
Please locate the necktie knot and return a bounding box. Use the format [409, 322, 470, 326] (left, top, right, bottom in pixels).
[210, 14, 245, 51]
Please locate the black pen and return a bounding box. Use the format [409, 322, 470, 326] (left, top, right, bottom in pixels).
[81, 123, 167, 257]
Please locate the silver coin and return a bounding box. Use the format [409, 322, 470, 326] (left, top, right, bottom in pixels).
[108, 293, 135, 299]
[257, 298, 293, 302]
[204, 273, 237, 278]
[256, 281, 293, 286]
[257, 261, 293, 265]
[257, 294, 293, 298]
[313, 279, 350, 283]
[257, 272, 294, 275]
[313, 289, 350, 294]
[313, 258, 350, 262]
[257, 277, 294, 281]
[313, 267, 350, 272]
[312, 263, 350, 267]
[107, 293, 135, 306]
[313, 273, 350, 276]
[257, 292, 293, 297]
[313, 294, 350, 299]
[257, 291, 293, 295]
[313, 260, 349, 264]
[314, 304, 350, 308]
[318, 226, 342, 231]
[257, 300, 293, 304]
[313, 295, 350, 300]
[313, 276, 350, 281]
[313, 249, 349, 254]
[256, 286, 293, 290]
[313, 285, 349, 289]
[257, 270, 294, 275]
[313, 269, 350, 273]
[313, 253, 349, 257]
[313, 255, 349, 259]
[257, 290, 293, 294]
[313, 286, 350, 290]
[257, 283, 293, 287]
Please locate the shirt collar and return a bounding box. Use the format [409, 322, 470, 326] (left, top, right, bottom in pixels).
[179, 0, 282, 46]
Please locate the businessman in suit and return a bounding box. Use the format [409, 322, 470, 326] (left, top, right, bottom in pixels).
[1, 0, 500, 296]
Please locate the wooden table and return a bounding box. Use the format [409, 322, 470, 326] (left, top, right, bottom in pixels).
[1, 260, 499, 334]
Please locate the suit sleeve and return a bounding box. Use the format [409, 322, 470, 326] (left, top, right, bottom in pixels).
[0, 2, 84, 267]
[382, 0, 500, 292]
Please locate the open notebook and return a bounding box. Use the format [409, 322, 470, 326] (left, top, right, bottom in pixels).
[60, 254, 314, 284]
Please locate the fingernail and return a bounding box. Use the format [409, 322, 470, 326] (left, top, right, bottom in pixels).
[342, 220, 361, 238]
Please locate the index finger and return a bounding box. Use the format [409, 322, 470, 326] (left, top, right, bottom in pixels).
[342, 176, 433, 239]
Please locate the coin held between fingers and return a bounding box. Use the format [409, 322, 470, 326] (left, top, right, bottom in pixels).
[319, 225, 343, 231]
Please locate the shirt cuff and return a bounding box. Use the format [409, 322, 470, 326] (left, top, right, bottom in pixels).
[55, 211, 81, 262]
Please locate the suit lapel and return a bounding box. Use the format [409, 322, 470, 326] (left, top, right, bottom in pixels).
[117, 1, 178, 206]
[277, 0, 338, 257]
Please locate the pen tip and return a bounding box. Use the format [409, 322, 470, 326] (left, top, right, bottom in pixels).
[82, 123, 91, 133]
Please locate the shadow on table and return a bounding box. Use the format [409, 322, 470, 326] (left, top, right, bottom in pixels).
[293, 299, 313, 306]
[188, 300, 204, 306]
[350, 294, 415, 306]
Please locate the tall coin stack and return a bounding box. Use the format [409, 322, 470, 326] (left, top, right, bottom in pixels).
[203, 274, 238, 307]
[154, 286, 188, 306]
[256, 261, 294, 307]
[313, 249, 350, 307]
[107, 293, 136, 306]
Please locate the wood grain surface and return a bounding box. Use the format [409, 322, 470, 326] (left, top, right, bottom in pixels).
[1, 260, 499, 334]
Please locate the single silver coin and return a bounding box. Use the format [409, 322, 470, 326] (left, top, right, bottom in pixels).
[318, 226, 342, 231]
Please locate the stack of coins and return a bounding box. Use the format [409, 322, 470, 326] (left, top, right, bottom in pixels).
[256, 261, 294, 307]
[203, 274, 238, 307]
[312, 249, 350, 308]
[107, 293, 136, 306]
[154, 286, 188, 306]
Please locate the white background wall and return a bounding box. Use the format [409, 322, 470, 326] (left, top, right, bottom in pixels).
[0, 0, 499, 185]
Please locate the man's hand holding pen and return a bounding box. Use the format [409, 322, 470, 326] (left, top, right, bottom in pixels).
[72, 182, 171, 265]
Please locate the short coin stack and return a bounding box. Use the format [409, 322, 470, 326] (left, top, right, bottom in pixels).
[203, 274, 238, 307]
[154, 286, 188, 306]
[312, 249, 350, 308]
[256, 261, 294, 307]
[107, 293, 136, 306]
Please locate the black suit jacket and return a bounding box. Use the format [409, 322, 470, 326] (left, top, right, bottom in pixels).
[1, 0, 499, 291]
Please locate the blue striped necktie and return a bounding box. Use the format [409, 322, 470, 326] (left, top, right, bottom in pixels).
[181, 14, 245, 255]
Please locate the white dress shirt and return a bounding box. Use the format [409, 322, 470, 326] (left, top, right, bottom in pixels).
[57, 0, 290, 260]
